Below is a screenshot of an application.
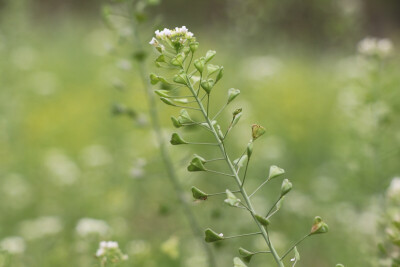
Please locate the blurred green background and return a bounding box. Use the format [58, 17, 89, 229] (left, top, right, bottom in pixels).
[0, 0, 399, 266]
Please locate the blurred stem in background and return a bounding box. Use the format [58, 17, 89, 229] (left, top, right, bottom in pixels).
[104, 1, 217, 266]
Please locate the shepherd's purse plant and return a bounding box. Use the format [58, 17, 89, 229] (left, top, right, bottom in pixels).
[149, 26, 330, 266]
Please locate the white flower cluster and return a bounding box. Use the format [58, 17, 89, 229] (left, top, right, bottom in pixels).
[95, 241, 128, 261]
[0, 236, 26, 254]
[149, 26, 194, 48]
[357, 37, 393, 57]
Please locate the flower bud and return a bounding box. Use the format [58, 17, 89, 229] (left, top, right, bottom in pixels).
[194, 58, 205, 73]
[255, 214, 270, 227]
[204, 228, 224, 243]
[189, 42, 199, 52]
[280, 179, 292, 197]
[171, 116, 182, 128]
[187, 155, 207, 172]
[191, 186, 208, 200]
[251, 124, 266, 141]
[246, 142, 253, 158]
[268, 165, 285, 180]
[205, 50, 216, 63]
[170, 133, 187, 145]
[234, 257, 248, 267]
[310, 216, 329, 235]
[200, 79, 215, 94]
[238, 247, 255, 263]
[227, 88, 240, 104]
[173, 72, 188, 85]
[224, 189, 241, 207]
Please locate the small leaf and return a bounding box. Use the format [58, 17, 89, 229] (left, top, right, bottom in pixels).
[233, 257, 248, 267]
[238, 247, 254, 263]
[227, 88, 240, 104]
[268, 165, 285, 180]
[191, 186, 208, 200]
[251, 124, 266, 141]
[310, 216, 329, 235]
[205, 228, 224, 243]
[255, 214, 270, 227]
[187, 156, 207, 172]
[224, 189, 241, 207]
[280, 179, 292, 197]
[205, 50, 217, 63]
[170, 133, 187, 145]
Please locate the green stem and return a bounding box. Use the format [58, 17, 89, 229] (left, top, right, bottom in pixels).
[280, 234, 310, 261]
[185, 76, 284, 267]
[130, 11, 217, 267]
[224, 232, 262, 240]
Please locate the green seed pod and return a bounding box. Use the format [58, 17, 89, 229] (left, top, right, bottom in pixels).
[238, 248, 255, 263]
[255, 214, 270, 227]
[216, 124, 224, 141]
[215, 66, 224, 83]
[191, 186, 208, 200]
[187, 156, 207, 172]
[204, 228, 224, 243]
[170, 53, 185, 66]
[268, 165, 285, 180]
[178, 109, 192, 124]
[280, 179, 292, 197]
[189, 41, 199, 52]
[205, 50, 216, 63]
[310, 216, 329, 235]
[246, 142, 253, 158]
[233, 155, 248, 168]
[156, 54, 165, 63]
[227, 88, 240, 104]
[224, 189, 241, 207]
[231, 109, 243, 128]
[160, 97, 176, 106]
[200, 79, 214, 94]
[154, 90, 170, 97]
[171, 116, 182, 128]
[170, 133, 187, 145]
[150, 73, 159, 85]
[194, 58, 205, 73]
[207, 64, 220, 75]
[251, 124, 266, 141]
[233, 257, 248, 267]
[173, 72, 188, 85]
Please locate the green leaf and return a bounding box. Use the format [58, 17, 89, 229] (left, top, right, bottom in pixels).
[187, 156, 207, 172]
[191, 186, 208, 200]
[280, 179, 292, 197]
[205, 228, 224, 243]
[255, 214, 270, 227]
[251, 124, 266, 141]
[238, 248, 254, 263]
[233, 257, 248, 267]
[227, 88, 240, 104]
[268, 165, 285, 180]
[224, 189, 241, 207]
[310, 216, 329, 235]
[170, 133, 187, 145]
[205, 50, 217, 63]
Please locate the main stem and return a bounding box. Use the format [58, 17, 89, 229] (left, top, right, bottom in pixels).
[131, 22, 216, 267]
[186, 79, 284, 267]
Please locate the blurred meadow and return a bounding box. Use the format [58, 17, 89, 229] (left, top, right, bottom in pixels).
[1, 0, 400, 266]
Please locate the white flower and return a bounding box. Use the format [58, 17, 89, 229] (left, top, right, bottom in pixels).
[76, 218, 110, 237]
[377, 38, 393, 56]
[96, 247, 105, 257]
[95, 241, 128, 261]
[19, 216, 63, 240]
[0, 236, 26, 254]
[388, 177, 400, 199]
[149, 37, 157, 46]
[357, 37, 394, 57]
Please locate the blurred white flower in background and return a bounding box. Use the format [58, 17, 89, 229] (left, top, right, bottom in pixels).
[19, 216, 63, 240]
[387, 177, 400, 200]
[130, 158, 147, 179]
[84, 28, 113, 56]
[160, 236, 179, 259]
[29, 71, 59, 96]
[0, 236, 26, 254]
[116, 59, 132, 71]
[241, 56, 282, 81]
[358, 37, 393, 57]
[127, 239, 151, 257]
[1, 173, 31, 209]
[96, 241, 128, 261]
[76, 218, 110, 237]
[80, 144, 112, 167]
[11, 45, 36, 70]
[44, 148, 80, 185]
